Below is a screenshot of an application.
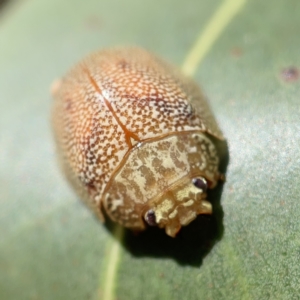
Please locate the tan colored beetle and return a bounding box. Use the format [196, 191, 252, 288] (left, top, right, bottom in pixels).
[52, 47, 224, 237]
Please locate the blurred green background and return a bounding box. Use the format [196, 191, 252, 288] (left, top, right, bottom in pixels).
[1, 0, 300, 299]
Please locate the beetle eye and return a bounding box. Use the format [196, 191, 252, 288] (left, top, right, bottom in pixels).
[144, 209, 157, 226]
[192, 177, 207, 192]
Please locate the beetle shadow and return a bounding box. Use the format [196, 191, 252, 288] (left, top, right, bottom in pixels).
[104, 139, 229, 267]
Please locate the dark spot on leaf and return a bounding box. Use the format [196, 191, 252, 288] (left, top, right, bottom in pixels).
[0, 0, 9, 11]
[230, 47, 243, 58]
[280, 67, 299, 82]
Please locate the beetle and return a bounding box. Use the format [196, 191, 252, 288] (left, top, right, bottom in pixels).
[51, 47, 225, 237]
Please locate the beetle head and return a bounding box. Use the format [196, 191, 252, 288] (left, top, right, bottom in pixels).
[143, 175, 212, 237]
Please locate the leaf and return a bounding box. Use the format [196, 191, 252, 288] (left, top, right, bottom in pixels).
[1, 0, 300, 299]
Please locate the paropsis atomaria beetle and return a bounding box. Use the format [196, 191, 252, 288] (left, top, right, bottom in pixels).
[52, 47, 225, 237]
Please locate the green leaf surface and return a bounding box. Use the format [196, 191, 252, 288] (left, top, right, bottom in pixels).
[1, 0, 300, 299]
